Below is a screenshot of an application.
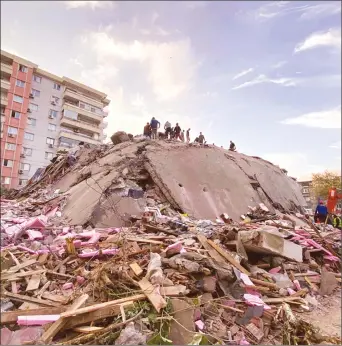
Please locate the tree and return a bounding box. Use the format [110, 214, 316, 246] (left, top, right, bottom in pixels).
[311, 170, 341, 200]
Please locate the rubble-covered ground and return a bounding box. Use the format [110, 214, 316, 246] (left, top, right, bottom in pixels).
[1, 137, 341, 345]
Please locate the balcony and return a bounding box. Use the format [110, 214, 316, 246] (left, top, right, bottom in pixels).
[63, 89, 104, 109]
[59, 130, 101, 145]
[1, 79, 10, 91]
[60, 116, 101, 134]
[1, 95, 8, 107]
[63, 103, 102, 123]
[1, 62, 13, 76]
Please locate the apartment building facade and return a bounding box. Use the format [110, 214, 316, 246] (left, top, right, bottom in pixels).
[1, 50, 109, 189]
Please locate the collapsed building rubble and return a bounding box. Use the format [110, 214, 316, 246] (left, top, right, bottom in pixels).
[1, 138, 341, 345]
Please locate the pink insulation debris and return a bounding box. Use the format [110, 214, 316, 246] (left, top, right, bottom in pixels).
[240, 273, 254, 286]
[287, 288, 296, 295]
[195, 320, 204, 331]
[17, 315, 60, 326]
[16, 246, 37, 255]
[62, 282, 74, 290]
[45, 206, 58, 219]
[26, 229, 43, 241]
[293, 280, 301, 290]
[243, 294, 271, 310]
[269, 266, 281, 274]
[78, 248, 119, 258]
[239, 337, 250, 345]
[165, 241, 186, 255]
[76, 276, 85, 284]
[324, 255, 340, 262]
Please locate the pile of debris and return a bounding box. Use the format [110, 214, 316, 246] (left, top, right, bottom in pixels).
[1, 138, 341, 345]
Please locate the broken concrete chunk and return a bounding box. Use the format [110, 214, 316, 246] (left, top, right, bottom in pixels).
[169, 299, 195, 345]
[319, 268, 338, 295]
[111, 131, 130, 145]
[115, 322, 146, 345]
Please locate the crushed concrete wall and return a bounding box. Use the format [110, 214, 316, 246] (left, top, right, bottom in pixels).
[40, 140, 306, 227]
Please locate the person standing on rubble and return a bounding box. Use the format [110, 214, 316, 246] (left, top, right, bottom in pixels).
[198, 132, 205, 144]
[174, 123, 181, 140]
[150, 117, 160, 140]
[186, 128, 191, 143]
[144, 122, 151, 138]
[164, 120, 172, 139]
[314, 200, 328, 224]
[229, 140, 236, 151]
[180, 130, 185, 142]
[333, 214, 342, 230]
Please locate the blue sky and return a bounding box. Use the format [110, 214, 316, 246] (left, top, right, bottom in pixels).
[1, 1, 341, 180]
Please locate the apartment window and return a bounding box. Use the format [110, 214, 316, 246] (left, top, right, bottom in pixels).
[3, 159, 13, 167]
[16, 80, 25, 88]
[79, 103, 85, 109]
[5, 143, 16, 150]
[19, 65, 28, 73]
[46, 137, 55, 145]
[303, 188, 309, 194]
[27, 117, 36, 126]
[20, 163, 30, 171]
[53, 83, 61, 91]
[49, 109, 58, 118]
[91, 107, 95, 113]
[13, 95, 23, 104]
[8, 127, 18, 135]
[33, 75, 42, 83]
[3, 177, 11, 185]
[29, 103, 38, 111]
[11, 111, 20, 119]
[19, 179, 27, 186]
[24, 132, 34, 141]
[48, 123, 56, 131]
[23, 147, 32, 156]
[64, 109, 77, 120]
[31, 89, 40, 97]
[51, 96, 59, 104]
[45, 152, 54, 160]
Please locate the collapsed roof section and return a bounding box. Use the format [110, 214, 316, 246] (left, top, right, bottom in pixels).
[17, 139, 307, 227]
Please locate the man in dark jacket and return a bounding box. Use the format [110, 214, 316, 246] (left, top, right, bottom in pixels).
[143, 122, 151, 138]
[229, 140, 236, 151]
[150, 117, 160, 139]
[174, 123, 181, 140]
[314, 200, 328, 223]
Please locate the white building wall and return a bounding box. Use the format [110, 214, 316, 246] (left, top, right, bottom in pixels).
[19, 74, 63, 184]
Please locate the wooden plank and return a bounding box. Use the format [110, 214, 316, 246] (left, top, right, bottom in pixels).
[60, 294, 146, 319]
[197, 235, 226, 264]
[7, 252, 30, 285]
[19, 302, 40, 310]
[66, 302, 133, 329]
[38, 253, 49, 265]
[160, 285, 187, 296]
[206, 239, 251, 275]
[73, 326, 104, 333]
[3, 292, 61, 307]
[39, 294, 89, 344]
[41, 292, 69, 304]
[5, 258, 37, 273]
[250, 278, 278, 290]
[46, 270, 73, 279]
[129, 262, 143, 276]
[53, 255, 72, 272]
[126, 237, 164, 245]
[11, 281, 18, 294]
[1, 306, 66, 325]
[36, 281, 51, 299]
[26, 274, 41, 291]
[138, 277, 167, 313]
[5, 269, 46, 281]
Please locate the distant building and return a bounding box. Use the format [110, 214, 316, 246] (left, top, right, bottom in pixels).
[298, 180, 314, 207]
[1, 50, 110, 189]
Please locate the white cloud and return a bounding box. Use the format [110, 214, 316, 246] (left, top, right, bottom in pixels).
[69, 57, 84, 68]
[294, 28, 341, 53]
[281, 106, 341, 129]
[252, 1, 341, 21]
[82, 31, 198, 101]
[299, 2, 341, 20]
[232, 68, 254, 81]
[232, 74, 297, 90]
[64, 1, 114, 9]
[263, 152, 341, 180]
[330, 140, 341, 149]
[271, 60, 287, 69]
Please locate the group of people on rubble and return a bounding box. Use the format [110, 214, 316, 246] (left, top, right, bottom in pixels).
[313, 200, 342, 229]
[143, 117, 237, 150]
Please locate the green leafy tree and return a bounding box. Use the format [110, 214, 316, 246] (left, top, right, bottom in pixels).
[311, 171, 341, 200]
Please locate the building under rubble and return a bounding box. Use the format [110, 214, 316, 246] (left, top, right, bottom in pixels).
[17, 138, 307, 226]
